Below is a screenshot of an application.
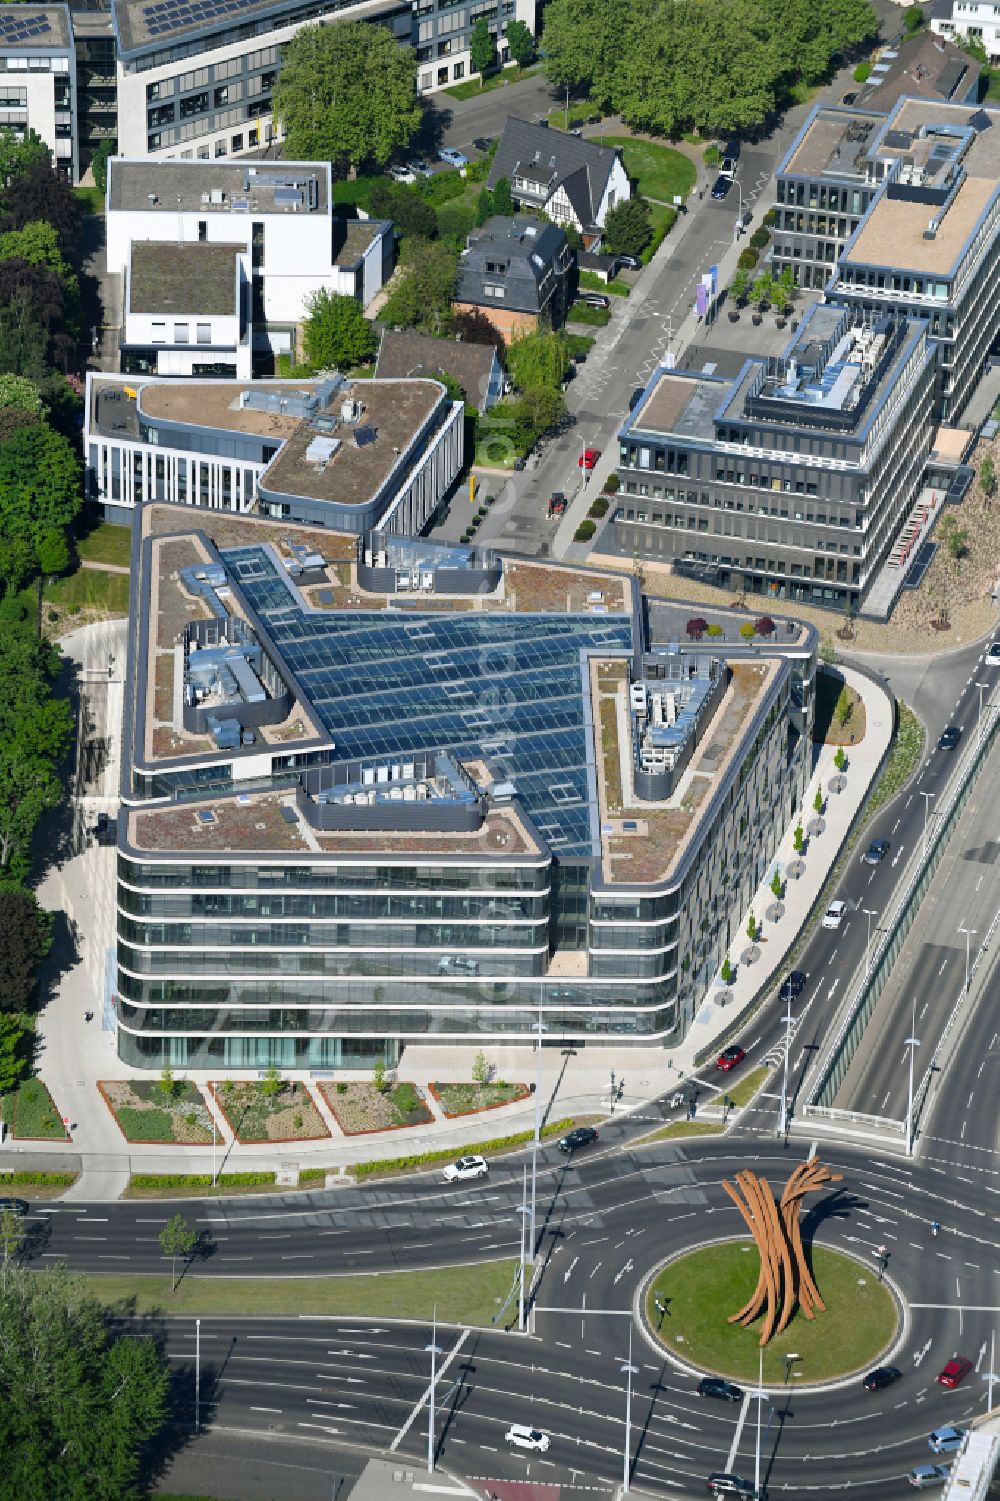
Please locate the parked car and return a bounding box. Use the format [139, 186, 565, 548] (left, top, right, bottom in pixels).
[472, 136, 495, 152]
[438, 146, 467, 167]
[442, 1154, 488, 1182]
[908, 1465, 951, 1489]
[928, 1427, 967, 1454]
[95, 811, 118, 845]
[0, 1197, 28, 1216]
[842, 91, 859, 105]
[407, 157, 433, 177]
[558, 1126, 599, 1153]
[388, 164, 416, 184]
[938, 725, 962, 750]
[547, 491, 568, 518]
[707, 1475, 755, 1497]
[614, 253, 642, 271]
[937, 1356, 973, 1388]
[437, 955, 479, 975]
[698, 1377, 744, 1402]
[577, 291, 610, 310]
[779, 970, 806, 1002]
[506, 1425, 550, 1453]
[985, 640, 1000, 664]
[710, 175, 732, 200]
[863, 1365, 901, 1392]
[716, 1045, 746, 1072]
[720, 139, 740, 178]
[628, 387, 645, 411]
[822, 899, 847, 930]
[861, 838, 890, 866]
[579, 448, 601, 470]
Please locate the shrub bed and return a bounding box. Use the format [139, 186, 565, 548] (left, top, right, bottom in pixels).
[125, 1167, 334, 1198]
[574, 519, 597, 542]
[321, 1079, 433, 1135]
[210, 1080, 330, 1143]
[2, 1078, 69, 1140]
[589, 497, 610, 518]
[353, 1117, 579, 1180]
[99, 1079, 216, 1143]
[429, 1080, 529, 1117]
[0, 1170, 76, 1188]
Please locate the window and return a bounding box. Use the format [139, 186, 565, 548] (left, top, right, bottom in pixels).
[196, 323, 211, 343]
[437, 65, 449, 83]
[214, 85, 229, 106]
[215, 140, 227, 157]
[179, 91, 208, 118]
[174, 323, 189, 342]
[453, 60, 465, 78]
[248, 126, 259, 146]
[151, 321, 166, 343]
[231, 133, 243, 152]
[484, 283, 506, 298]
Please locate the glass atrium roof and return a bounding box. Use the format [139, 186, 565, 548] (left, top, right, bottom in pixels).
[222, 546, 633, 857]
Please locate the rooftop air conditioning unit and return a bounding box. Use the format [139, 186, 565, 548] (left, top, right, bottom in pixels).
[210, 188, 225, 205]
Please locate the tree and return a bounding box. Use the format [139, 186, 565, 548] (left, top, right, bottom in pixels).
[260, 1063, 283, 1098]
[0, 1013, 28, 1095]
[367, 181, 438, 239]
[470, 17, 496, 81]
[0, 1204, 25, 1266]
[773, 265, 797, 312]
[0, 268, 72, 370]
[541, 0, 631, 104]
[602, 196, 653, 258]
[979, 454, 996, 500]
[793, 823, 805, 854]
[451, 306, 505, 353]
[940, 514, 968, 560]
[746, 912, 758, 942]
[0, 887, 48, 1011]
[505, 329, 569, 391]
[372, 1057, 387, 1094]
[36, 528, 70, 578]
[505, 18, 535, 68]
[686, 617, 708, 639]
[834, 685, 852, 728]
[834, 745, 847, 773]
[90, 137, 116, 195]
[770, 869, 783, 899]
[813, 787, 824, 816]
[739, 622, 756, 641]
[755, 615, 775, 636]
[819, 638, 837, 665]
[0, 422, 81, 550]
[0, 1263, 170, 1495]
[380, 237, 458, 334]
[902, 3, 923, 31]
[750, 271, 775, 310]
[302, 289, 376, 371]
[0, 126, 49, 185]
[155, 1062, 179, 1103]
[0, 156, 80, 255]
[0, 293, 51, 381]
[273, 20, 422, 174]
[492, 176, 513, 217]
[472, 1049, 489, 1084]
[0, 374, 42, 415]
[730, 267, 752, 305]
[720, 956, 733, 985]
[159, 1212, 198, 1292]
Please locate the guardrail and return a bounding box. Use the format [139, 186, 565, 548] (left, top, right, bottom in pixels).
[804, 703, 1000, 1119]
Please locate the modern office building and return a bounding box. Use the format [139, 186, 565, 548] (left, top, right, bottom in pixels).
[105, 157, 392, 373]
[0, 4, 77, 179]
[613, 303, 937, 612]
[84, 372, 464, 530]
[113, 502, 816, 1069]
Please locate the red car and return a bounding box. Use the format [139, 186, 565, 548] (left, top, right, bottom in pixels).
[716, 1045, 746, 1072]
[578, 448, 601, 470]
[937, 1357, 973, 1388]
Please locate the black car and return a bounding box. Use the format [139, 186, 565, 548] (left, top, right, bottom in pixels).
[707, 1476, 755, 1498]
[472, 136, 495, 152]
[842, 91, 858, 105]
[710, 174, 732, 200]
[577, 291, 610, 309]
[614, 254, 642, 271]
[558, 1126, 599, 1153]
[861, 838, 890, 866]
[0, 1197, 29, 1216]
[863, 1365, 901, 1392]
[698, 1377, 744, 1403]
[629, 387, 645, 411]
[938, 725, 962, 750]
[778, 970, 806, 1002]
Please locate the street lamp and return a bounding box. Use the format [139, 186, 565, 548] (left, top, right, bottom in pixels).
[518, 1163, 529, 1334]
[919, 790, 936, 858]
[620, 1326, 639, 1494]
[732, 178, 744, 242]
[753, 1347, 767, 1501]
[778, 1007, 794, 1138]
[529, 1001, 543, 1266]
[975, 681, 989, 744]
[194, 1317, 201, 1432]
[982, 1329, 998, 1412]
[905, 1001, 920, 1157]
[862, 908, 877, 973]
[959, 924, 977, 990]
[873, 1243, 889, 1282]
[425, 1306, 443, 1474]
[784, 1352, 801, 1384]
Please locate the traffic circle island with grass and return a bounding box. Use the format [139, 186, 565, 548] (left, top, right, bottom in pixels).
[642, 1239, 900, 1386]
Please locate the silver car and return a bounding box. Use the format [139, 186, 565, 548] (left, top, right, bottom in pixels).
[908, 1466, 950, 1489]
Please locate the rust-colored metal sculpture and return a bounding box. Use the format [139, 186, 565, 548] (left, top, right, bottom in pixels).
[722, 1158, 843, 1345]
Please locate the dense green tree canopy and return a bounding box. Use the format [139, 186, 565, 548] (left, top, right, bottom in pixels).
[0, 422, 81, 548]
[302, 288, 376, 371]
[381, 236, 459, 333]
[367, 180, 439, 239]
[602, 196, 653, 256]
[273, 20, 422, 173]
[470, 16, 496, 79]
[0, 628, 73, 879]
[542, 0, 876, 134]
[0, 374, 43, 415]
[0, 1265, 170, 1499]
[504, 18, 535, 67]
[0, 885, 50, 1011]
[506, 329, 570, 391]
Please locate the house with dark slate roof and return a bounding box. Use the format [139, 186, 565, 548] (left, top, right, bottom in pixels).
[487, 117, 631, 247]
[375, 328, 504, 412]
[454, 214, 572, 338]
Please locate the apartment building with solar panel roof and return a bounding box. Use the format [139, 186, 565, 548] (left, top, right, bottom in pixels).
[110, 496, 816, 1071]
[0, 5, 77, 178]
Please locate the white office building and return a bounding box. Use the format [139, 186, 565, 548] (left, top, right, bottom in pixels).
[0, 5, 77, 178]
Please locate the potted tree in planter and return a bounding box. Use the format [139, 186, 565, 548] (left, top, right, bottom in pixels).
[774, 266, 797, 328]
[728, 268, 751, 322]
[749, 272, 774, 326]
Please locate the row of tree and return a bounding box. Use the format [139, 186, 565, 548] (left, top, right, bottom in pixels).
[542, 0, 877, 136]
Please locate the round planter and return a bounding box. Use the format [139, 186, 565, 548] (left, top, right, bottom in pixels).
[786, 858, 805, 879]
[741, 944, 761, 965]
[766, 901, 784, 922]
[829, 773, 847, 793]
[807, 816, 826, 837]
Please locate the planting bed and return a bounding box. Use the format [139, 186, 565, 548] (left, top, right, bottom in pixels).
[321, 1080, 433, 1135]
[211, 1080, 329, 1142]
[100, 1079, 216, 1143]
[430, 1081, 529, 1117]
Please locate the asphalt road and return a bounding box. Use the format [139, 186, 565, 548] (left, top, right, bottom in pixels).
[44, 1135, 1000, 1501]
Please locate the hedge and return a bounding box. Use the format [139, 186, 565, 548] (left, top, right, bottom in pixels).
[130, 1171, 276, 1189]
[749, 227, 770, 252]
[0, 1171, 77, 1187]
[737, 248, 758, 271]
[589, 497, 609, 518]
[574, 519, 597, 542]
[352, 1117, 578, 1181]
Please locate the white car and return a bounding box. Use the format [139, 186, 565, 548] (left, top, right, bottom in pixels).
[986, 640, 1000, 664]
[442, 1154, 488, 1182]
[407, 158, 433, 177]
[822, 899, 847, 930]
[388, 164, 416, 184]
[505, 1424, 550, 1452]
[438, 147, 468, 168]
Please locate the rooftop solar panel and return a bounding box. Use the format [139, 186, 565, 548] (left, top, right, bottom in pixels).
[354, 424, 377, 447]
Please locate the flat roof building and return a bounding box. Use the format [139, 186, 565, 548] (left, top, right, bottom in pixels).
[112, 504, 816, 1070]
[0, 5, 77, 179]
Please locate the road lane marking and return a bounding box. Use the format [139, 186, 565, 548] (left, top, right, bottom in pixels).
[388, 1328, 470, 1452]
[726, 1393, 752, 1472]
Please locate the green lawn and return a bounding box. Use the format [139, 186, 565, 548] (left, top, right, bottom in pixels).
[85, 1257, 518, 1324]
[329, 174, 388, 211]
[646, 1242, 898, 1383]
[2, 1079, 69, 1140]
[568, 302, 611, 327]
[73, 185, 104, 215]
[76, 522, 131, 567]
[710, 1065, 768, 1109]
[578, 269, 630, 297]
[601, 136, 696, 203]
[643, 200, 679, 263]
[638, 1121, 725, 1143]
[44, 569, 131, 615]
[444, 63, 541, 100]
[546, 101, 603, 131]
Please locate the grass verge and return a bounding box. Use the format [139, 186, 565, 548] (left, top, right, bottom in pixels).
[636, 1121, 725, 1143]
[73, 185, 105, 215]
[125, 1168, 326, 1199]
[568, 302, 610, 328]
[600, 136, 696, 203]
[645, 1242, 898, 1382]
[578, 269, 630, 297]
[710, 1065, 768, 1109]
[76, 522, 132, 567]
[2, 1078, 69, 1140]
[353, 1115, 587, 1180]
[44, 569, 131, 614]
[444, 63, 541, 100]
[863, 699, 924, 821]
[85, 1258, 517, 1324]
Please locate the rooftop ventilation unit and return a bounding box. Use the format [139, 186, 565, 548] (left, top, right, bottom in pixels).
[210, 188, 225, 205]
[304, 435, 340, 469]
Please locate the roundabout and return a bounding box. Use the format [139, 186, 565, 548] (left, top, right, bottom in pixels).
[641, 1239, 901, 1385]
